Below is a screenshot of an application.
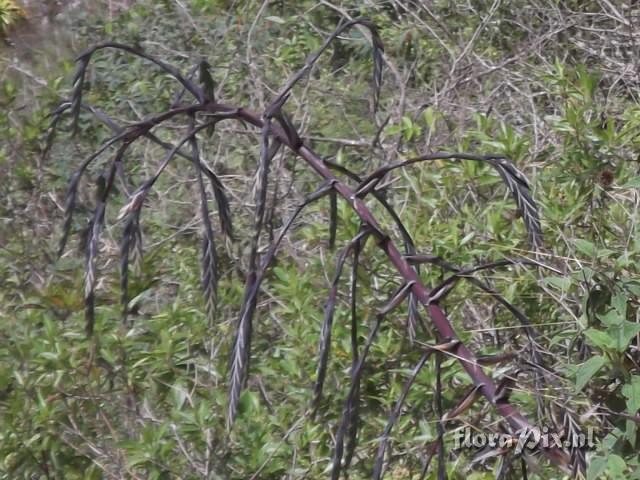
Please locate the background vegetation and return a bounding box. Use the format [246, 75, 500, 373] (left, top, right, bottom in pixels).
[1, 1, 639, 479]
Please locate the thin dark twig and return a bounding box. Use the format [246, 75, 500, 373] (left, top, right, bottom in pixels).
[427, 258, 559, 304]
[269, 17, 384, 114]
[331, 313, 383, 480]
[313, 228, 371, 413]
[356, 153, 544, 249]
[372, 351, 431, 480]
[344, 227, 367, 472]
[331, 281, 414, 480]
[435, 351, 446, 480]
[75, 42, 204, 103]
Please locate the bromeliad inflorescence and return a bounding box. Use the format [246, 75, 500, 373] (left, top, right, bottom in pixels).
[47, 18, 579, 478]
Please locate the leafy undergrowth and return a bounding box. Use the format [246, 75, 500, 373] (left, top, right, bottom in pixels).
[1, 1, 639, 479]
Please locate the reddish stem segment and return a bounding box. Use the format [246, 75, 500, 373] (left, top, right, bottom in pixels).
[204, 101, 571, 470]
[83, 98, 569, 469]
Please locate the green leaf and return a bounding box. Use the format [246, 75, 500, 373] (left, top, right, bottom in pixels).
[171, 381, 188, 410]
[574, 239, 596, 257]
[607, 454, 628, 479]
[238, 390, 259, 416]
[612, 294, 628, 317]
[459, 232, 475, 246]
[626, 419, 637, 449]
[587, 456, 607, 480]
[610, 321, 640, 352]
[622, 177, 640, 188]
[583, 328, 615, 350]
[545, 276, 572, 291]
[622, 376, 640, 413]
[475, 174, 501, 186]
[423, 107, 437, 130]
[599, 309, 623, 327]
[575, 355, 606, 392]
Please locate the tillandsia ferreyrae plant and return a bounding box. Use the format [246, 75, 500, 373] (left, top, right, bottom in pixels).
[48, 18, 583, 478]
